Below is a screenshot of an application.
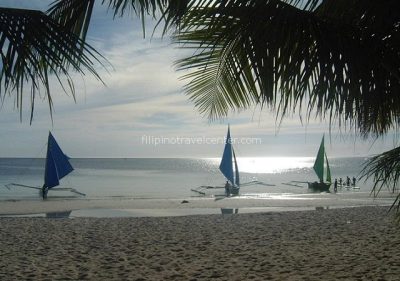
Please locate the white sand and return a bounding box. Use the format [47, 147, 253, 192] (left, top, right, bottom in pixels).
[0, 206, 399, 280]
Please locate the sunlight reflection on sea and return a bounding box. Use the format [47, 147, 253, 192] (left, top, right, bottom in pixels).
[0, 157, 372, 200]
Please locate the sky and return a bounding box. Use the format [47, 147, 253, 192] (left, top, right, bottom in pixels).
[0, 1, 398, 158]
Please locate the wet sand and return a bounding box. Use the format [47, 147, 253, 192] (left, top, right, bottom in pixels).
[0, 206, 399, 280]
[0, 189, 397, 217]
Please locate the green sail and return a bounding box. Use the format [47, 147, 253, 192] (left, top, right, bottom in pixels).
[313, 136, 325, 182]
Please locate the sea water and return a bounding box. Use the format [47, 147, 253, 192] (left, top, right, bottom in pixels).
[0, 157, 376, 200]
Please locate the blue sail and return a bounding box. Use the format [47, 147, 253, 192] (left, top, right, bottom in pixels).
[219, 126, 234, 185]
[44, 132, 74, 189]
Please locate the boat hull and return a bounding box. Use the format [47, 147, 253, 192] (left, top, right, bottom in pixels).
[308, 182, 331, 192]
[229, 186, 240, 196]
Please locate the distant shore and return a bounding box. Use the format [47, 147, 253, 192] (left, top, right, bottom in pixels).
[1, 206, 399, 280]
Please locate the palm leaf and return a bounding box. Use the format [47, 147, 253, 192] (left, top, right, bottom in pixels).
[100, 0, 192, 36]
[174, 0, 400, 138]
[360, 147, 400, 219]
[0, 7, 105, 121]
[47, 0, 96, 42]
[175, 12, 260, 119]
[0, 0, 194, 121]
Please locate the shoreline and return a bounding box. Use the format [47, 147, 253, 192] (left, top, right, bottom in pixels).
[0, 191, 394, 218]
[3, 205, 383, 218]
[1, 206, 399, 280]
[0, 191, 397, 217]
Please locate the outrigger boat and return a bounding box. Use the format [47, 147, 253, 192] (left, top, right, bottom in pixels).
[6, 132, 85, 199]
[191, 126, 275, 197]
[219, 125, 240, 196]
[191, 126, 240, 196]
[308, 135, 331, 192]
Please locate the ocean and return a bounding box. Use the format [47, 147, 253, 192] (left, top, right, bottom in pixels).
[0, 157, 375, 200]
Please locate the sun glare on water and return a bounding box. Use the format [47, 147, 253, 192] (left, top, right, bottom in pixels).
[207, 157, 314, 174]
[238, 157, 314, 174]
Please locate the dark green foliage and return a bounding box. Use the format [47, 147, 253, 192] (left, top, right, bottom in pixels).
[0, 6, 105, 121]
[360, 147, 400, 216]
[174, 0, 400, 138]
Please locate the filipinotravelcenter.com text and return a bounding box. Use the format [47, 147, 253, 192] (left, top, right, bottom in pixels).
[141, 135, 262, 146]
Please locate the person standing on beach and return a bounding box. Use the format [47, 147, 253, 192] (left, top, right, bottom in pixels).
[334, 179, 338, 193]
[41, 185, 48, 200]
[225, 181, 231, 197]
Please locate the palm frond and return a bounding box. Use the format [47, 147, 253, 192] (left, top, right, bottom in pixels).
[175, 9, 260, 119]
[360, 147, 400, 216]
[0, 7, 105, 122]
[174, 0, 400, 138]
[47, 0, 96, 42]
[100, 0, 192, 36]
[102, 0, 159, 17]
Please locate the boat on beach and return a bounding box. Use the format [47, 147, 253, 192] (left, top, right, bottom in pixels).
[308, 135, 331, 192]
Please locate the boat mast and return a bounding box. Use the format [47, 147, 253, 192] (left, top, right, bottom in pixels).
[325, 152, 331, 183]
[233, 148, 240, 187]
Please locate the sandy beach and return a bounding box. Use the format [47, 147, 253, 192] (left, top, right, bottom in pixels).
[1, 206, 399, 280]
